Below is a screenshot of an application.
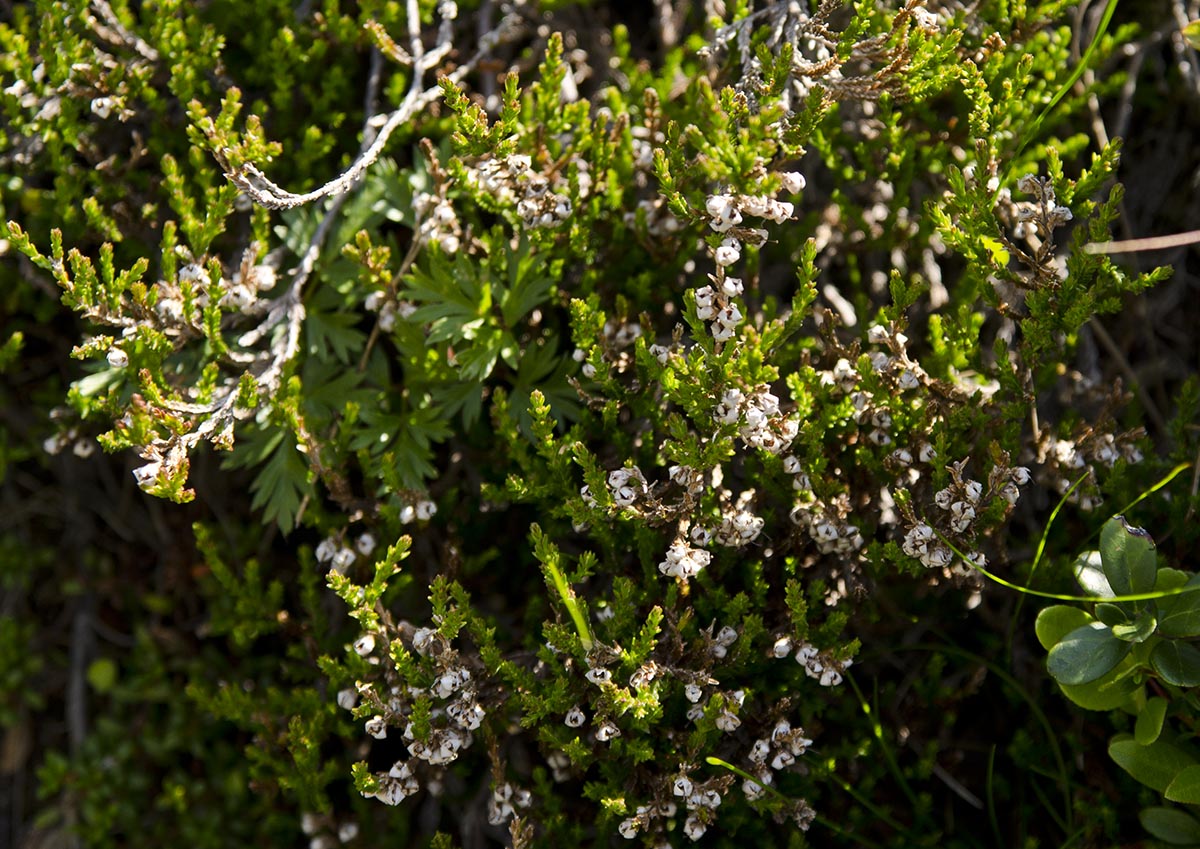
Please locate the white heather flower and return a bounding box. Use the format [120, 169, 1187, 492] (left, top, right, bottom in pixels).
[684, 683, 704, 703]
[658, 540, 711, 580]
[250, 264, 277, 292]
[867, 324, 889, 344]
[356, 533, 376, 556]
[618, 818, 639, 839]
[794, 644, 818, 666]
[373, 777, 408, 805]
[832, 358, 857, 391]
[672, 775, 693, 797]
[716, 626, 738, 647]
[683, 815, 706, 841]
[221, 284, 256, 310]
[353, 634, 376, 656]
[594, 721, 620, 742]
[715, 237, 741, 267]
[338, 822, 359, 842]
[415, 499, 437, 520]
[1012, 466, 1032, 485]
[926, 546, 953, 569]
[585, 667, 612, 685]
[608, 467, 647, 507]
[715, 710, 741, 732]
[721, 276, 744, 297]
[132, 460, 163, 488]
[178, 263, 206, 286]
[963, 480, 983, 503]
[336, 688, 357, 710]
[750, 739, 771, 763]
[819, 668, 843, 687]
[705, 194, 734, 219]
[773, 636, 794, 658]
[411, 627, 435, 656]
[711, 304, 743, 342]
[918, 443, 937, 463]
[90, 96, 116, 118]
[779, 171, 806, 193]
[399, 504, 416, 523]
[949, 502, 976, 532]
[331, 547, 356, 572]
[564, 705, 586, 728]
[315, 539, 338, 563]
[934, 488, 953, 510]
[694, 285, 717, 321]
[743, 775, 769, 800]
[686, 703, 705, 722]
[106, 347, 129, 368]
[365, 715, 388, 739]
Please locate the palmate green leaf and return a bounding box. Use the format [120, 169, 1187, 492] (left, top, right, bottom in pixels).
[1047, 622, 1130, 685]
[1110, 735, 1199, 794]
[305, 302, 367, 364]
[1151, 640, 1200, 687]
[1100, 515, 1158, 595]
[499, 235, 558, 326]
[246, 430, 311, 533]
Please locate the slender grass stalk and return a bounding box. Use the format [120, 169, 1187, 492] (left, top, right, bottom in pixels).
[996, 0, 1121, 193]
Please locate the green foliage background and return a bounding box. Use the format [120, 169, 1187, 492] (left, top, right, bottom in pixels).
[2, 1, 1200, 848]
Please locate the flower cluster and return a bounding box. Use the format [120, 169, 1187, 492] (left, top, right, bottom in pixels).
[607, 465, 649, 508]
[714, 500, 765, 547]
[1014, 173, 1074, 238]
[713, 384, 797, 455]
[300, 811, 359, 849]
[658, 537, 713, 580]
[346, 621, 488, 809]
[467, 153, 574, 229]
[315, 531, 377, 573]
[413, 190, 463, 253]
[790, 640, 853, 687]
[487, 781, 533, 826]
[694, 276, 745, 342]
[741, 717, 815, 800]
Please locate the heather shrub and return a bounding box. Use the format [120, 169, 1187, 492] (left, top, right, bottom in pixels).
[3, 1, 1199, 848]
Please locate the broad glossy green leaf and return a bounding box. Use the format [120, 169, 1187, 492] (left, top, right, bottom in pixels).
[1035, 605, 1093, 651]
[1112, 610, 1157, 643]
[1152, 641, 1200, 687]
[1056, 656, 1140, 711]
[1158, 575, 1200, 639]
[1047, 623, 1130, 685]
[1141, 806, 1200, 845]
[1135, 697, 1169, 745]
[1166, 765, 1200, 804]
[1110, 735, 1198, 793]
[1073, 550, 1115, 598]
[1094, 602, 1128, 627]
[1100, 515, 1158, 596]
